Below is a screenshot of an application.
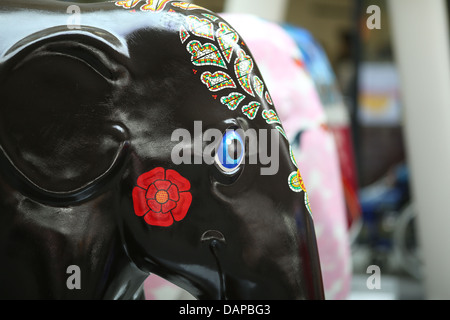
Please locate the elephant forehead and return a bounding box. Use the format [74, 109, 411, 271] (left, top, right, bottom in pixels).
[104, 4, 297, 185]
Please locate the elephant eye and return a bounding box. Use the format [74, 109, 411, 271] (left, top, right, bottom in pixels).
[214, 129, 245, 175]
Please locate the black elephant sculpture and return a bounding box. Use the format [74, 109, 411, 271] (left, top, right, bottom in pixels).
[0, 0, 324, 299]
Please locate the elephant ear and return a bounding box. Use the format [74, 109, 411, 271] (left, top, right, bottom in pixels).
[0, 33, 130, 205]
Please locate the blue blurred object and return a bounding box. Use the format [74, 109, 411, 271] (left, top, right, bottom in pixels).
[283, 24, 341, 106]
[358, 163, 411, 248]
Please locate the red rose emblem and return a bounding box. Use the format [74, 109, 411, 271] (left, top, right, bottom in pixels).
[132, 167, 192, 227]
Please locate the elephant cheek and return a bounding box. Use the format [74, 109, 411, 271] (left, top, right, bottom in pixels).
[171, 192, 192, 222]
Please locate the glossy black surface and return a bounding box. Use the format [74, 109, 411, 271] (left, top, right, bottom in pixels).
[0, 0, 324, 299]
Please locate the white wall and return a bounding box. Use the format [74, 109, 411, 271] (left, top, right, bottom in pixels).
[388, 0, 450, 299]
[223, 0, 289, 23]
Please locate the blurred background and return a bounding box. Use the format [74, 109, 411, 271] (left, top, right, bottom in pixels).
[171, 0, 450, 300]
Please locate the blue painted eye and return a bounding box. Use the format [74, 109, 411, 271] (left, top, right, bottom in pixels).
[215, 130, 245, 175]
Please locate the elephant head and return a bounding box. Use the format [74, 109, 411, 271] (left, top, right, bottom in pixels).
[0, 0, 324, 299]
